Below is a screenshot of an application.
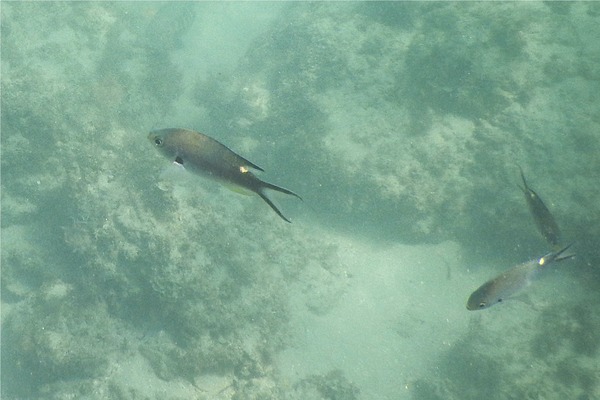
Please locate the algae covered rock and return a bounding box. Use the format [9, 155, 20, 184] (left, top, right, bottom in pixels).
[2, 284, 123, 397]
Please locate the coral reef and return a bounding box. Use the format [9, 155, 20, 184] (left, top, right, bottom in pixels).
[194, 2, 600, 262]
[2, 283, 125, 398]
[1, 3, 347, 398]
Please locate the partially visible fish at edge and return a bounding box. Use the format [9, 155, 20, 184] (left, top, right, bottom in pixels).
[518, 166, 561, 248]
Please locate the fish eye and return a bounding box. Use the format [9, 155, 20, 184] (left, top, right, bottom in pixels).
[479, 302, 486, 308]
[154, 138, 163, 146]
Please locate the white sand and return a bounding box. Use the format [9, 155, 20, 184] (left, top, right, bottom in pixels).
[278, 234, 476, 399]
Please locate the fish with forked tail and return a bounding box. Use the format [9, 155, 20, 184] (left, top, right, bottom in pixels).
[518, 166, 561, 248]
[466, 243, 574, 310]
[148, 128, 301, 222]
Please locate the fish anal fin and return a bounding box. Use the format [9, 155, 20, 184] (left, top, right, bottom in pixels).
[224, 183, 254, 196]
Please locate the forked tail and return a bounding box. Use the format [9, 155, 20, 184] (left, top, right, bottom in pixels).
[257, 182, 302, 223]
[540, 243, 575, 266]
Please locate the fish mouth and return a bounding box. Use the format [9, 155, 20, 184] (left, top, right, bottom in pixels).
[466, 301, 486, 311]
[466, 300, 478, 311]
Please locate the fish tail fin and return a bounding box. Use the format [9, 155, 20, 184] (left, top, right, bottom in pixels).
[553, 242, 576, 262]
[517, 165, 528, 192]
[256, 189, 292, 223]
[555, 253, 576, 263]
[254, 180, 301, 222]
[540, 243, 576, 265]
[261, 181, 303, 201]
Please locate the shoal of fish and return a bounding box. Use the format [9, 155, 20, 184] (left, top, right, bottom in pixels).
[147, 128, 575, 311]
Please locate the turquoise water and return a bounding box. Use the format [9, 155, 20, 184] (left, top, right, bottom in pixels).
[2, 2, 599, 399]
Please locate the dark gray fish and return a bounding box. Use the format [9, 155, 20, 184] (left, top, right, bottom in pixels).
[518, 166, 561, 247]
[467, 243, 574, 310]
[149, 128, 301, 222]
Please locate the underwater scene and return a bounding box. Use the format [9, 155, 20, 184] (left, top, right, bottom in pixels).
[2, 2, 599, 399]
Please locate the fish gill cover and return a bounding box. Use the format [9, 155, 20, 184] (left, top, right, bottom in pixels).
[1, 2, 599, 399]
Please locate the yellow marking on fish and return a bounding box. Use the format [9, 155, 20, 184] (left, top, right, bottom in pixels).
[538, 257, 546, 266]
[148, 128, 301, 222]
[466, 243, 574, 310]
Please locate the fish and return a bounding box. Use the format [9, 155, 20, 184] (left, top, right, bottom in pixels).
[518, 166, 561, 248]
[466, 243, 574, 310]
[148, 128, 301, 222]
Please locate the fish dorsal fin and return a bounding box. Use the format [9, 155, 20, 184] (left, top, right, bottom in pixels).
[199, 132, 265, 172]
[222, 152, 263, 172]
[238, 156, 263, 172]
[215, 140, 264, 172]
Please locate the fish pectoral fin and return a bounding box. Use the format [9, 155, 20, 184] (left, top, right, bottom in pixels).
[174, 156, 184, 166]
[512, 293, 536, 308]
[156, 162, 192, 191]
